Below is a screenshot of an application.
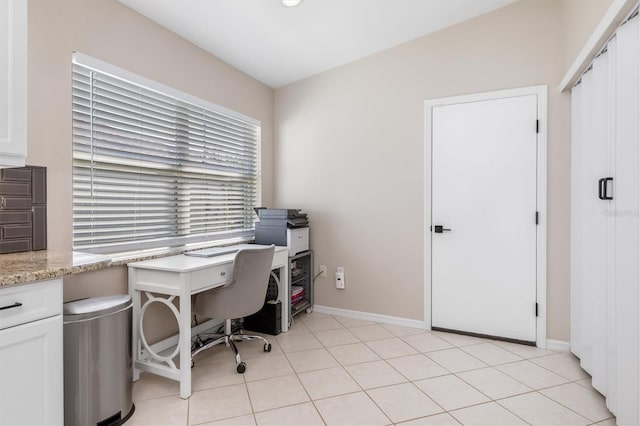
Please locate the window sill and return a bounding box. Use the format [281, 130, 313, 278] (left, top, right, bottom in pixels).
[107, 236, 255, 266]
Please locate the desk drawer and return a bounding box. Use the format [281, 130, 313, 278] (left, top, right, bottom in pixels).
[191, 262, 234, 293]
[0, 279, 62, 330]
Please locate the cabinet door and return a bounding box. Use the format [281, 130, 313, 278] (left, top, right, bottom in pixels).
[0, 0, 27, 167]
[0, 316, 63, 426]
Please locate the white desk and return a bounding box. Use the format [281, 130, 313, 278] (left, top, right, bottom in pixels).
[127, 244, 289, 399]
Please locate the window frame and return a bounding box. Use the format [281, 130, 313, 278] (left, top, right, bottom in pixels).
[71, 52, 261, 255]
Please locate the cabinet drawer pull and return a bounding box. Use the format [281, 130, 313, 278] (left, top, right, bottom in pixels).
[0, 302, 22, 311]
[220, 272, 226, 276]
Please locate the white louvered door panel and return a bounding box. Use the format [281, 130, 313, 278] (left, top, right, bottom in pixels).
[613, 16, 639, 426]
[570, 11, 640, 424]
[570, 30, 613, 404]
[587, 48, 612, 395]
[605, 35, 618, 416]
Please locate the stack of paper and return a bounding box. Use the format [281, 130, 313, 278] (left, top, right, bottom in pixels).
[291, 285, 305, 304]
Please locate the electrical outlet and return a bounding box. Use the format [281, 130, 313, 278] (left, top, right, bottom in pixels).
[319, 265, 327, 278]
[335, 267, 345, 289]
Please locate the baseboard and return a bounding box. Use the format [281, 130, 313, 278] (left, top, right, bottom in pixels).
[546, 339, 571, 351]
[142, 318, 223, 359]
[144, 309, 562, 355]
[313, 305, 426, 329]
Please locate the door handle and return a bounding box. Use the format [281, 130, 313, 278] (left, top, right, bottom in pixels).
[598, 178, 605, 200]
[433, 225, 451, 233]
[602, 177, 613, 200]
[599, 177, 613, 200]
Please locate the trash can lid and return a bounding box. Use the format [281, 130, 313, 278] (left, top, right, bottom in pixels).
[63, 294, 132, 321]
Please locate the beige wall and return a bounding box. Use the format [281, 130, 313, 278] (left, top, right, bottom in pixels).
[25, 0, 612, 343]
[562, 0, 615, 69]
[27, 0, 274, 342]
[274, 0, 608, 342]
[28, 0, 275, 252]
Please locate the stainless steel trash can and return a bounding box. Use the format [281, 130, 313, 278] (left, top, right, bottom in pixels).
[63, 295, 135, 426]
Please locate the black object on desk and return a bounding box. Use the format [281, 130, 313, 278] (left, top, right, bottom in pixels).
[244, 300, 282, 335]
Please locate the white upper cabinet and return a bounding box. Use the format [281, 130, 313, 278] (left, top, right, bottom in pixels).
[0, 0, 27, 168]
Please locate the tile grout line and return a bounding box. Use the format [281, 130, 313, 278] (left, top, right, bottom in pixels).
[316, 315, 519, 422]
[327, 315, 447, 423]
[528, 354, 592, 383]
[536, 387, 611, 424]
[297, 312, 379, 425]
[317, 316, 396, 424]
[186, 395, 190, 426]
[240, 362, 259, 426]
[303, 317, 608, 424]
[278, 331, 331, 425]
[310, 314, 416, 424]
[342, 318, 598, 425]
[346, 330, 529, 425]
[306, 315, 390, 423]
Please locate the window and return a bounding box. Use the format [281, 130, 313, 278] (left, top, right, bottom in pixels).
[72, 53, 260, 254]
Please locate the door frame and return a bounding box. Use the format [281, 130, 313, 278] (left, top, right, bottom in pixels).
[423, 85, 548, 348]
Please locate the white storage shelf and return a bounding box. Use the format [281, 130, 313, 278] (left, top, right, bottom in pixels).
[289, 250, 313, 321]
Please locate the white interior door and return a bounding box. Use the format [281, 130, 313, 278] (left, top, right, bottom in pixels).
[431, 94, 538, 342]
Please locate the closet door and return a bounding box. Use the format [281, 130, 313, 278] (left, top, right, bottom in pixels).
[605, 36, 617, 416]
[590, 48, 613, 395]
[570, 11, 640, 422]
[570, 77, 584, 362]
[570, 55, 610, 382]
[613, 16, 639, 426]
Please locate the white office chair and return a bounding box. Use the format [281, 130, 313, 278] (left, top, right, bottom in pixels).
[191, 245, 275, 373]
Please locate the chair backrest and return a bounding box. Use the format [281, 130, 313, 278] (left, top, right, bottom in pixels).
[194, 245, 275, 320]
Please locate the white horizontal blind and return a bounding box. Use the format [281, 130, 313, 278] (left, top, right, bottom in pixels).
[72, 61, 260, 254]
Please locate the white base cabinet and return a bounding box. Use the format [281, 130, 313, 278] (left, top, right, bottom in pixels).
[0, 279, 63, 426]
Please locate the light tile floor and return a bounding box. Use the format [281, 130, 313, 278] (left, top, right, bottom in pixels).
[129, 312, 615, 426]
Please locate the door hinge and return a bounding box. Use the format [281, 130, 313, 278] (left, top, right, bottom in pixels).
[535, 303, 539, 317]
[535, 211, 539, 225]
[536, 120, 539, 134]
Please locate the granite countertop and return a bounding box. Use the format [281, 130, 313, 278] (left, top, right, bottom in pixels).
[0, 250, 112, 286]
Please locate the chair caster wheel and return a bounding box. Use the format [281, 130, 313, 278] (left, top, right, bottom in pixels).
[264, 343, 272, 352]
[236, 362, 246, 374]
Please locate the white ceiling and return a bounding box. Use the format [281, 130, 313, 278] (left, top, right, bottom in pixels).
[118, 0, 519, 88]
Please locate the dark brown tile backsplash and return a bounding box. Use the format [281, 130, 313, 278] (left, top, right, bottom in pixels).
[0, 166, 47, 254]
